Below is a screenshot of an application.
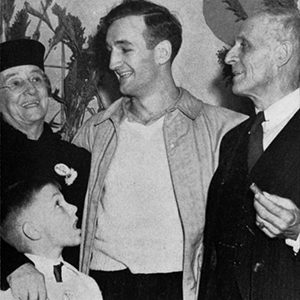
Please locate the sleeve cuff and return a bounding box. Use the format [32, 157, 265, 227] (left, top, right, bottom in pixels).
[285, 233, 300, 255]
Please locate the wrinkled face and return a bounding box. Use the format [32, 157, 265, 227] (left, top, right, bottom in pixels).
[106, 15, 159, 98]
[0, 65, 49, 127]
[28, 184, 81, 250]
[225, 15, 278, 99]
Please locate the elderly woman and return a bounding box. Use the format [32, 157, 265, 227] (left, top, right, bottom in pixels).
[0, 39, 91, 299]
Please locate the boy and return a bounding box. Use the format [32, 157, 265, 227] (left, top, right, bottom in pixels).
[0, 178, 102, 300]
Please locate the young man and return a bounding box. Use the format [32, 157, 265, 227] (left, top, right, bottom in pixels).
[72, 1, 246, 299]
[0, 39, 91, 299]
[199, 6, 300, 300]
[0, 178, 102, 300]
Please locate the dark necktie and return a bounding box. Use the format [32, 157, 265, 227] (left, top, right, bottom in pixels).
[247, 111, 265, 171]
[53, 262, 63, 282]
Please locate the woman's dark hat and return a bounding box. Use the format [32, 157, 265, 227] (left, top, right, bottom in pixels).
[0, 39, 45, 72]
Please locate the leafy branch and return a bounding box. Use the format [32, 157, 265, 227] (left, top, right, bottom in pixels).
[24, 0, 54, 40]
[9, 9, 31, 40]
[216, 47, 233, 87]
[1, 0, 15, 38]
[50, 4, 83, 55]
[222, 0, 248, 22]
[1, 0, 31, 40]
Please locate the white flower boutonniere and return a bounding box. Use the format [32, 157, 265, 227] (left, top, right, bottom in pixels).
[54, 163, 78, 186]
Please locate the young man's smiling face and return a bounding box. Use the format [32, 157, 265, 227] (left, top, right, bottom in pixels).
[27, 184, 81, 252]
[106, 15, 160, 99]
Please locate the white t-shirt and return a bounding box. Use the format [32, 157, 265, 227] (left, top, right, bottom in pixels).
[91, 116, 183, 273]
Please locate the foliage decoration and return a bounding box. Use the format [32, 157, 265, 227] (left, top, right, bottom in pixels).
[49, 4, 83, 56]
[46, 3, 104, 140]
[222, 0, 248, 22]
[1, 0, 31, 40]
[216, 47, 232, 87]
[24, 0, 54, 40]
[9, 8, 30, 40]
[1, 0, 16, 38]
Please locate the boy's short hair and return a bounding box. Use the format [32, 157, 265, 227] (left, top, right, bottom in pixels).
[1, 177, 60, 252]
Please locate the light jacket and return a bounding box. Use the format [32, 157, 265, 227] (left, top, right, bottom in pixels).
[72, 88, 246, 299]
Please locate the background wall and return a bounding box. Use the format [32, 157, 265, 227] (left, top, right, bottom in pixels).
[10, 0, 254, 122]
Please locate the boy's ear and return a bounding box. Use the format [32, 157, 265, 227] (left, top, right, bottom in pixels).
[154, 40, 172, 64]
[22, 222, 41, 241]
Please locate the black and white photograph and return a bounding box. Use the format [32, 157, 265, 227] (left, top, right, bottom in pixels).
[1, 0, 300, 299]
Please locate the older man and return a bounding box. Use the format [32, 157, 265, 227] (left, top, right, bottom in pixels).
[199, 6, 300, 300]
[0, 39, 91, 299]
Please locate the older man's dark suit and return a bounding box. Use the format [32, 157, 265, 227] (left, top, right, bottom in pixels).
[199, 109, 300, 300]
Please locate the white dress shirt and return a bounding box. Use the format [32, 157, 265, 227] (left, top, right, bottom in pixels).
[261, 88, 300, 150]
[259, 88, 300, 254]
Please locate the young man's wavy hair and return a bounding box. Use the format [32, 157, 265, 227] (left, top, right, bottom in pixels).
[99, 0, 182, 63]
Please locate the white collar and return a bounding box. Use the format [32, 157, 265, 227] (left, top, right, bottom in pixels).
[258, 88, 300, 129]
[25, 253, 64, 279]
[25, 253, 79, 276]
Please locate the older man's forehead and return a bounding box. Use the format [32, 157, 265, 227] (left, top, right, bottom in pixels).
[238, 15, 275, 41]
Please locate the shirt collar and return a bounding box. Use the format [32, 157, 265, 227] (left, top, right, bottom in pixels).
[94, 87, 204, 126]
[25, 253, 80, 280]
[258, 88, 300, 129]
[25, 253, 64, 277]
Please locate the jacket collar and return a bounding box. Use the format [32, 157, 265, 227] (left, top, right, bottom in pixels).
[93, 87, 204, 126]
[174, 88, 204, 119]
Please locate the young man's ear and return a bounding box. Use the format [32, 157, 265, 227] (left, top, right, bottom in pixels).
[22, 222, 41, 241]
[154, 40, 172, 64]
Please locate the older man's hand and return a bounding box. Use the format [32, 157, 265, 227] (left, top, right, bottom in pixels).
[250, 183, 300, 240]
[7, 263, 47, 300]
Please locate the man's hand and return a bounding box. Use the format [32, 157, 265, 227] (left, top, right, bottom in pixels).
[250, 183, 300, 240]
[7, 263, 47, 300]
